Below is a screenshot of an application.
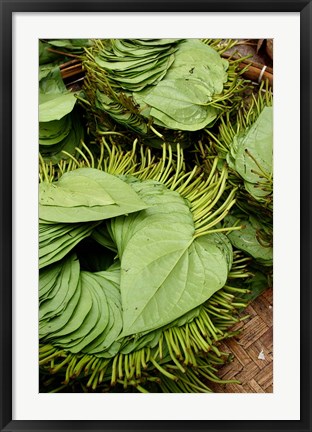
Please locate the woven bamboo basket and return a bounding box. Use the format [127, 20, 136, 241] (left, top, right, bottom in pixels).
[211, 287, 273, 393]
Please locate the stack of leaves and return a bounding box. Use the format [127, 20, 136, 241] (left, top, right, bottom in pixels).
[39, 67, 84, 164]
[39, 142, 252, 393]
[196, 82, 273, 289]
[81, 38, 249, 146]
[93, 39, 180, 92]
[224, 103, 273, 269]
[225, 106, 273, 208]
[39, 166, 149, 268]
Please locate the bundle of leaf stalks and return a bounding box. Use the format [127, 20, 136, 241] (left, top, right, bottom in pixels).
[38, 38, 273, 393]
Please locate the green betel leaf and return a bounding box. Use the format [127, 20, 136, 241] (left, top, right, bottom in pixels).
[40, 110, 84, 165]
[39, 41, 61, 65]
[39, 116, 72, 145]
[47, 39, 91, 50]
[108, 180, 232, 338]
[39, 66, 66, 94]
[108, 178, 194, 257]
[233, 106, 273, 198]
[149, 105, 217, 132]
[39, 92, 78, 122]
[164, 39, 228, 93]
[142, 79, 218, 130]
[39, 254, 80, 321]
[225, 214, 273, 265]
[81, 271, 123, 355]
[39, 67, 78, 122]
[39, 174, 115, 208]
[119, 227, 231, 337]
[39, 221, 100, 269]
[240, 271, 270, 303]
[39, 168, 150, 223]
[61, 272, 109, 353]
[131, 38, 182, 46]
[132, 39, 228, 131]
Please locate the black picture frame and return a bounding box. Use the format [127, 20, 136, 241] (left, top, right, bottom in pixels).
[1, 1, 311, 431]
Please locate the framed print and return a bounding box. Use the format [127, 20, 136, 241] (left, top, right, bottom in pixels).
[1, 1, 311, 431]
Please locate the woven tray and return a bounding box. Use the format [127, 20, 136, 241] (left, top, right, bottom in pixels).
[212, 288, 273, 393]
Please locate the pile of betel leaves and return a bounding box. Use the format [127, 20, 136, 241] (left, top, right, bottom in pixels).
[39, 38, 273, 393]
